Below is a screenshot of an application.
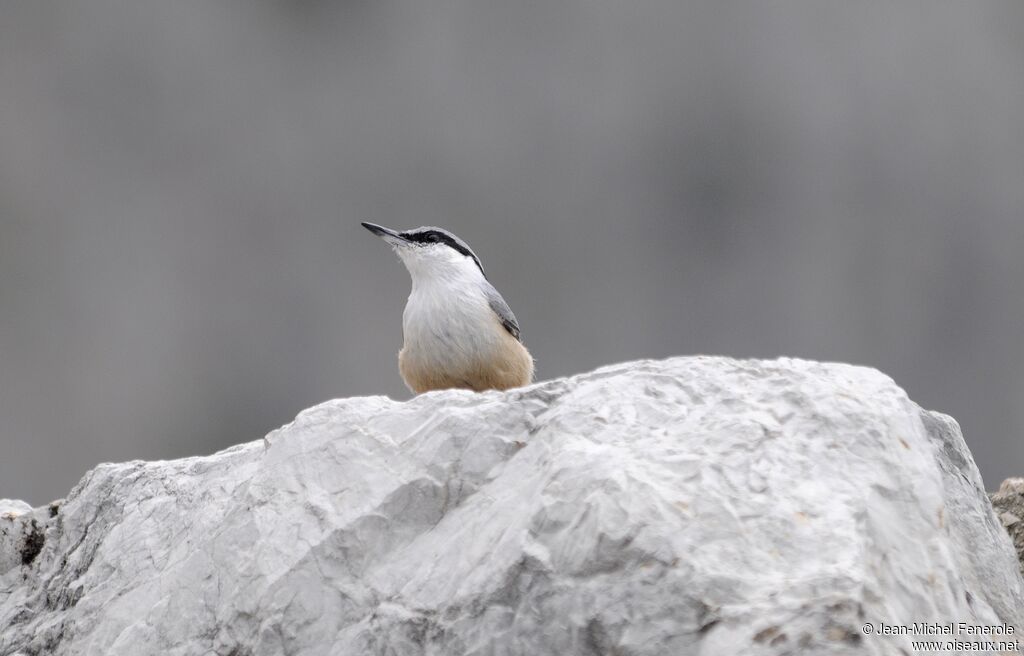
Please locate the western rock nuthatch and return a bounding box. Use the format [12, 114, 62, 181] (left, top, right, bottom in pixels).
[362, 223, 534, 393]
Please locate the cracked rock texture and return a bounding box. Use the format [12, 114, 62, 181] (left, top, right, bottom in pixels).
[991, 479, 1024, 578]
[1, 357, 1022, 655]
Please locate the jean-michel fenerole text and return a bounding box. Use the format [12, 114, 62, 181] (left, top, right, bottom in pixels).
[871, 622, 1014, 636]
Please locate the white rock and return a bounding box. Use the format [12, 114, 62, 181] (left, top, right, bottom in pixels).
[0, 357, 1021, 655]
[0, 500, 32, 518]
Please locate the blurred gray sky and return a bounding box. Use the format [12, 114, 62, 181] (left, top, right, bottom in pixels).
[1, 1, 1023, 504]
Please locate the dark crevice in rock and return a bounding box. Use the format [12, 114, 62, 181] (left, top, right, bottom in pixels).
[20, 519, 45, 566]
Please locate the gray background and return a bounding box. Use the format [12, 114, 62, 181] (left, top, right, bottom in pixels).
[1, 2, 1022, 504]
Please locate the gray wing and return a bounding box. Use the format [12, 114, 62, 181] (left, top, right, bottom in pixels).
[485, 284, 522, 342]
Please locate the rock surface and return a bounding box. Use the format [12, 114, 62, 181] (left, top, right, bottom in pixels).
[1, 357, 1021, 655]
[992, 479, 1024, 579]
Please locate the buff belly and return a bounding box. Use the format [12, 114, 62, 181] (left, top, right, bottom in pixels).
[398, 322, 534, 393]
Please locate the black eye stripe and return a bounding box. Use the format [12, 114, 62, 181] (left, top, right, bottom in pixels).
[403, 230, 442, 244]
[400, 229, 487, 277]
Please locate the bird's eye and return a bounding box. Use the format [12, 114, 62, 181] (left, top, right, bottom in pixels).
[427, 234, 440, 242]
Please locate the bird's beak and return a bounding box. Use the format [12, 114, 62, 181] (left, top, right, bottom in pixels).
[362, 222, 408, 245]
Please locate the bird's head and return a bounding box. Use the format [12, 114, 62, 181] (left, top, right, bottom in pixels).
[362, 222, 486, 283]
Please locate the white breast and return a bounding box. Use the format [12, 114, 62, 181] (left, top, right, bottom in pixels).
[401, 275, 505, 375]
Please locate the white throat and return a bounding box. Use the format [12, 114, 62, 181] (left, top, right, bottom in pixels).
[397, 245, 483, 287]
[396, 247, 502, 368]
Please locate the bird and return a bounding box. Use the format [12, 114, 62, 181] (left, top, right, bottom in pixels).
[362, 222, 534, 394]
